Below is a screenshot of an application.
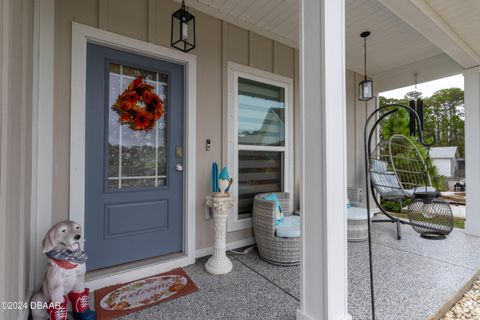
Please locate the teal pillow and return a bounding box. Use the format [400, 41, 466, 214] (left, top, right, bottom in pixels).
[275, 215, 300, 238]
[263, 193, 284, 224]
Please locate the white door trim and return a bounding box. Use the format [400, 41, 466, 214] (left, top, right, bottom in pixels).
[31, 0, 55, 290]
[70, 22, 196, 289]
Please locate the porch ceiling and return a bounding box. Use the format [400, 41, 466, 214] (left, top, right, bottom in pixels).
[378, 0, 480, 69]
[187, 0, 298, 47]
[425, 0, 480, 58]
[345, 0, 442, 75]
[186, 0, 480, 87]
[186, 0, 459, 75]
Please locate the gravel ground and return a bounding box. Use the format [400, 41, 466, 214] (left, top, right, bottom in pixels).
[441, 275, 480, 320]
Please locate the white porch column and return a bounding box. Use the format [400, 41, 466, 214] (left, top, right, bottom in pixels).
[299, 0, 350, 320]
[464, 67, 480, 236]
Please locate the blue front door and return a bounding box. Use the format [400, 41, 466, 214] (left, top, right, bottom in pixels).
[85, 44, 184, 271]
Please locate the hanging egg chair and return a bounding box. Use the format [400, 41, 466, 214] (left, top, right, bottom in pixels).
[388, 134, 435, 198]
[387, 134, 453, 239]
[365, 105, 453, 240]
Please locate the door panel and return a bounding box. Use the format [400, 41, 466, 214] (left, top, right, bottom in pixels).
[85, 44, 184, 271]
[104, 200, 169, 238]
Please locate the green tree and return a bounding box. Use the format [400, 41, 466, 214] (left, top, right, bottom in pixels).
[378, 88, 465, 190]
[423, 88, 464, 157]
[378, 96, 410, 139]
[379, 88, 464, 157]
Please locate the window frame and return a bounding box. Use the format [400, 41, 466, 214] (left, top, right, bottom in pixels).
[225, 62, 294, 232]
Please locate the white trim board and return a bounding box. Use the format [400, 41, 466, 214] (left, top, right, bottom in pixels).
[70, 22, 197, 288]
[225, 61, 294, 232]
[20, 309, 30, 320]
[31, 0, 54, 290]
[85, 254, 192, 291]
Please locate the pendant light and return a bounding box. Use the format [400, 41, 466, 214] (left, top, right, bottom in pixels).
[359, 31, 373, 101]
[171, 0, 196, 52]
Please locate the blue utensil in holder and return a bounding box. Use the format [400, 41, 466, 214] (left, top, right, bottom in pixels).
[212, 162, 219, 193]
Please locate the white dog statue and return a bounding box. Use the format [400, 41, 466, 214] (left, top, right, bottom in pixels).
[31, 221, 96, 320]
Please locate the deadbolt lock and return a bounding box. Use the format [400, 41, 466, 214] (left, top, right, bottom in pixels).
[176, 146, 183, 159]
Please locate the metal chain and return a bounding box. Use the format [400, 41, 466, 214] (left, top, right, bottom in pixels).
[364, 36, 367, 80]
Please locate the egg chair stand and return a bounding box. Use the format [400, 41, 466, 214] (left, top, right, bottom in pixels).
[363, 104, 456, 320]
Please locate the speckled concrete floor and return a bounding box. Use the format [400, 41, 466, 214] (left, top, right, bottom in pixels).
[115, 255, 299, 320]
[93, 221, 480, 320]
[348, 219, 480, 320]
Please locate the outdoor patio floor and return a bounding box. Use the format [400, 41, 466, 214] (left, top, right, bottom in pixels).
[349, 217, 480, 320]
[96, 218, 480, 320]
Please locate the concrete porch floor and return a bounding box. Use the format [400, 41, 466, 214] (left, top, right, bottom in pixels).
[95, 220, 480, 320]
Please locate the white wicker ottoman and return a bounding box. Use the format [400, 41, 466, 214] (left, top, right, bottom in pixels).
[347, 207, 374, 242]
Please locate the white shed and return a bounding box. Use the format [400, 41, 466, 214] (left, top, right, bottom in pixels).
[429, 146, 459, 178]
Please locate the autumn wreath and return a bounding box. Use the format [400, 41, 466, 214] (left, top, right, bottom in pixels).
[112, 77, 165, 131]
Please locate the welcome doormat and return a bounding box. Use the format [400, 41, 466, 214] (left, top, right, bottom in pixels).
[94, 268, 199, 319]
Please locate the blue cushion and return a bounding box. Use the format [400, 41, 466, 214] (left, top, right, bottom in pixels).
[263, 193, 284, 223]
[275, 215, 300, 238]
[405, 186, 437, 196]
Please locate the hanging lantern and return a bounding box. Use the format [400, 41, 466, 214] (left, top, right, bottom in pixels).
[359, 79, 373, 101]
[171, 0, 196, 52]
[359, 31, 373, 101]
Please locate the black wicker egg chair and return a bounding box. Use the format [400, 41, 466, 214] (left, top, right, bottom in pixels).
[363, 103, 454, 320]
[365, 105, 453, 240]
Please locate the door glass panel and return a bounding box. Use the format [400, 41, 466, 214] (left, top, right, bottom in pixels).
[107, 63, 168, 190]
[238, 150, 283, 217]
[238, 77, 285, 146]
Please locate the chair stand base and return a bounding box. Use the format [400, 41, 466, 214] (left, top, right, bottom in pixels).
[372, 216, 403, 240]
[420, 233, 447, 240]
[396, 219, 402, 240]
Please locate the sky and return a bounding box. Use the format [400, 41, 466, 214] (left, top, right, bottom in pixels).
[380, 74, 464, 99]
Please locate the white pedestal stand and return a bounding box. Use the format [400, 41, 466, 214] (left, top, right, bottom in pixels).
[205, 195, 235, 275]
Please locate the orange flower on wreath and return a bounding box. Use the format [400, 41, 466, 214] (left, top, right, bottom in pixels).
[131, 78, 142, 88]
[123, 92, 138, 104]
[143, 91, 164, 120]
[133, 111, 154, 131]
[111, 77, 165, 131]
[120, 100, 132, 111]
[119, 113, 133, 124]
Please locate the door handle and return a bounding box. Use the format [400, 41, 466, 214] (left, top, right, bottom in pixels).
[176, 163, 183, 172]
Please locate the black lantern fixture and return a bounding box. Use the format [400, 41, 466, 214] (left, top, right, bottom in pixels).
[171, 0, 195, 52]
[359, 31, 373, 101]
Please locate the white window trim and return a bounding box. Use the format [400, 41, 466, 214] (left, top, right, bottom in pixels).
[225, 62, 294, 232]
[69, 22, 196, 290]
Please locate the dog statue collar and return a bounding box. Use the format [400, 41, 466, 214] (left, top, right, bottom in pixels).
[51, 258, 78, 269]
[45, 247, 87, 264]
